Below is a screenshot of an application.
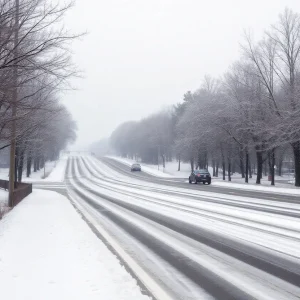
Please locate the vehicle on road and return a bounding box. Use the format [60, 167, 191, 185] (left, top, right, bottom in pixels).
[189, 169, 211, 184]
[131, 163, 141, 171]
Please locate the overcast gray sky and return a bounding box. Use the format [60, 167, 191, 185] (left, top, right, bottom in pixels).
[63, 0, 300, 149]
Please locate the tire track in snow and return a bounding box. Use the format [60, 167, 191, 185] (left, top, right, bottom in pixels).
[67, 156, 300, 299]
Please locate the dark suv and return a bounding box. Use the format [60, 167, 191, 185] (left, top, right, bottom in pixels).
[131, 163, 141, 171]
[189, 169, 211, 184]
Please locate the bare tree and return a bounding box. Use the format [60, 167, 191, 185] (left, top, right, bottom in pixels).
[0, 0, 80, 189]
[266, 8, 300, 186]
[108, 8, 300, 187]
[0, 0, 81, 144]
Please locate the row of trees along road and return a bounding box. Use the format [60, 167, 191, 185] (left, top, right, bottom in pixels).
[110, 8, 300, 187]
[0, 0, 78, 191]
[111, 110, 174, 168]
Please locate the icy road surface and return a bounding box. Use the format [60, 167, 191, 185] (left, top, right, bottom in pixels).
[66, 155, 300, 300]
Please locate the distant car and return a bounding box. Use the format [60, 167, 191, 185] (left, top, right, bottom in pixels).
[131, 163, 141, 171]
[189, 169, 211, 184]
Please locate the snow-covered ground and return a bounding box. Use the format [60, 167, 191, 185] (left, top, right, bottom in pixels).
[43, 155, 68, 182]
[22, 161, 57, 182]
[0, 161, 56, 182]
[0, 189, 151, 300]
[0, 189, 8, 218]
[0, 189, 8, 204]
[213, 181, 300, 195]
[0, 168, 9, 180]
[0, 156, 68, 183]
[209, 172, 300, 194]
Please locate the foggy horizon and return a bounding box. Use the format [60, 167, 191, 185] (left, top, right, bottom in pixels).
[63, 0, 300, 149]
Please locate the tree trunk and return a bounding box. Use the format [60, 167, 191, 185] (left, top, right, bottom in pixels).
[15, 156, 18, 186]
[34, 154, 38, 172]
[245, 150, 249, 183]
[256, 150, 263, 184]
[220, 145, 226, 180]
[15, 143, 19, 185]
[276, 152, 283, 176]
[212, 160, 216, 177]
[178, 156, 181, 171]
[37, 157, 40, 171]
[27, 155, 32, 178]
[18, 149, 25, 182]
[239, 151, 245, 178]
[40, 156, 45, 169]
[271, 150, 275, 186]
[190, 157, 194, 172]
[34, 156, 41, 171]
[197, 153, 200, 170]
[197, 151, 208, 169]
[268, 149, 276, 186]
[216, 161, 219, 177]
[161, 154, 165, 168]
[228, 159, 231, 181]
[292, 141, 300, 187]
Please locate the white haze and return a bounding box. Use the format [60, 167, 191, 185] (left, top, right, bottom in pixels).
[63, 0, 300, 149]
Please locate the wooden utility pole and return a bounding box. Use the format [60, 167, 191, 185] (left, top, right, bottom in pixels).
[8, 0, 19, 207]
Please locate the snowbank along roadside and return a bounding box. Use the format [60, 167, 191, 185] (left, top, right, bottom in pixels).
[0, 189, 151, 300]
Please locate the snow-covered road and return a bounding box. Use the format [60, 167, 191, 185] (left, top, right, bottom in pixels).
[66, 155, 300, 300]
